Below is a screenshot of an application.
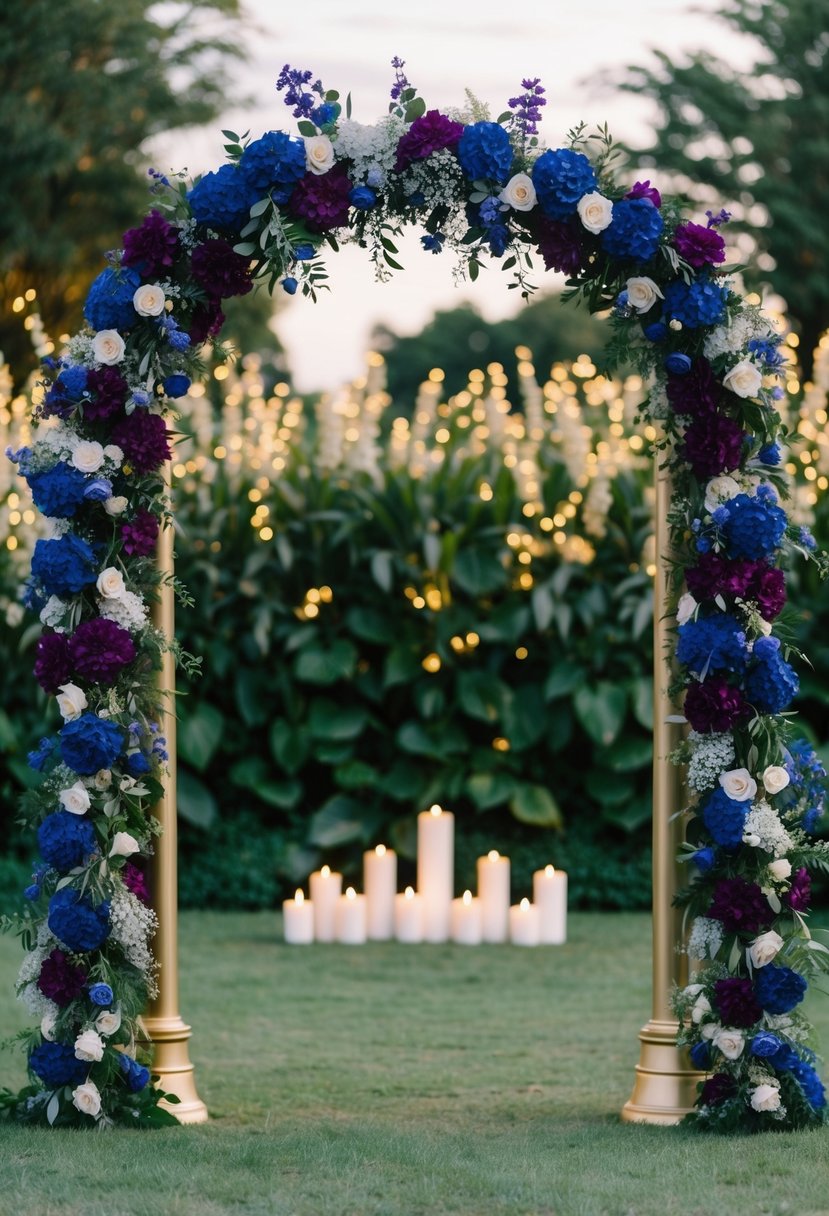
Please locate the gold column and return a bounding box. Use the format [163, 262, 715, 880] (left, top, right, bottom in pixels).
[621, 460, 703, 1124]
[143, 478, 209, 1124]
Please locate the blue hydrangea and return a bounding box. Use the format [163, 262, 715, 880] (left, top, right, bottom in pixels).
[721, 493, 787, 559]
[188, 163, 259, 231]
[676, 614, 747, 676]
[237, 131, 307, 201]
[31, 534, 98, 597]
[349, 185, 377, 210]
[60, 713, 124, 776]
[531, 148, 597, 219]
[29, 1040, 89, 1088]
[754, 964, 808, 1015]
[83, 266, 142, 332]
[689, 1040, 712, 1069]
[48, 887, 110, 953]
[28, 736, 57, 772]
[601, 197, 664, 262]
[88, 982, 114, 1006]
[701, 786, 750, 848]
[758, 443, 781, 465]
[162, 374, 190, 398]
[38, 811, 97, 873]
[457, 121, 514, 184]
[118, 1052, 151, 1092]
[784, 738, 826, 833]
[83, 478, 113, 501]
[745, 635, 799, 714]
[750, 1031, 783, 1059]
[27, 461, 88, 518]
[662, 276, 728, 328]
[693, 846, 716, 872]
[791, 1060, 826, 1109]
[125, 751, 151, 777]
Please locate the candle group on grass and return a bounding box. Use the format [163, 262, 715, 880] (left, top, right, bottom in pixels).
[282, 804, 567, 946]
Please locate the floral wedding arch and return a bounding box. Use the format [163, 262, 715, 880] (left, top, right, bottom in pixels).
[3, 60, 828, 1133]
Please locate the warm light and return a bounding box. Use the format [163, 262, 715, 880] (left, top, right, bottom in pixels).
[488, 850, 500, 862]
[375, 844, 387, 857]
[295, 889, 304, 904]
[462, 890, 473, 905]
[465, 632, 480, 647]
[515, 647, 528, 660]
[346, 887, 356, 900]
[422, 652, 441, 673]
[214, 365, 229, 380]
[306, 588, 321, 603]
[405, 886, 415, 899]
[319, 585, 333, 602]
[412, 595, 426, 609]
[492, 737, 510, 752]
[321, 865, 330, 878]
[304, 601, 319, 617]
[429, 804, 442, 817]
[545, 865, 555, 877]
[520, 898, 530, 911]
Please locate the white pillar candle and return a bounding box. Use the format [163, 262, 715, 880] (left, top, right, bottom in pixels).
[335, 886, 367, 944]
[533, 865, 568, 944]
[476, 849, 510, 943]
[363, 844, 397, 940]
[450, 889, 482, 945]
[394, 886, 424, 943]
[309, 864, 342, 943]
[283, 889, 314, 944]
[509, 897, 540, 947]
[417, 804, 454, 942]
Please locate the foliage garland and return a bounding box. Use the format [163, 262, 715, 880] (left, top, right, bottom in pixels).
[2, 59, 828, 1132]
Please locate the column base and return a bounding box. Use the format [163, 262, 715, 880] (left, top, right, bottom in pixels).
[142, 1014, 209, 1124]
[621, 1018, 703, 1125]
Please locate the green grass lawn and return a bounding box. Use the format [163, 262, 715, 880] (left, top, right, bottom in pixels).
[1, 910, 828, 1216]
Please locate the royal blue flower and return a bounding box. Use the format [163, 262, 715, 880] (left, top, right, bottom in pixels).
[60, 713, 124, 776]
[457, 121, 514, 184]
[601, 197, 664, 262]
[29, 1041, 89, 1088]
[701, 787, 750, 848]
[690, 1040, 712, 1069]
[784, 739, 826, 833]
[118, 1052, 151, 1092]
[745, 635, 799, 714]
[693, 846, 716, 872]
[188, 163, 259, 232]
[799, 527, 817, 551]
[282, 276, 298, 294]
[662, 276, 728, 329]
[487, 224, 509, 256]
[237, 131, 306, 202]
[38, 811, 97, 873]
[83, 266, 141, 332]
[125, 751, 151, 777]
[676, 614, 747, 676]
[83, 478, 113, 501]
[758, 443, 781, 465]
[664, 352, 692, 376]
[421, 233, 445, 254]
[48, 887, 110, 953]
[531, 148, 597, 220]
[88, 982, 114, 1006]
[754, 964, 808, 1015]
[721, 493, 787, 559]
[750, 1031, 783, 1059]
[311, 102, 337, 127]
[27, 462, 88, 519]
[57, 366, 88, 399]
[31, 534, 98, 597]
[162, 374, 190, 399]
[350, 185, 377, 210]
[23, 884, 39, 901]
[28, 736, 57, 772]
[643, 321, 667, 342]
[791, 1060, 826, 1109]
[168, 330, 191, 352]
[293, 244, 315, 260]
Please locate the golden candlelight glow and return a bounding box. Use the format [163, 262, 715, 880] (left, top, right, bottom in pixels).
[487, 850, 500, 862]
[404, 886, 415, 899]
[545, 865, 555, 877]
[429, 804, 442, 817]
[295, 889, 304, 904]
[346, 887, 356, 900]
[520, 898, 531, 912]
[462, 890, 473, 905]
[422, 652, 441, 673]
[321, 865, 331, 878]
[375, 844, 386, 856]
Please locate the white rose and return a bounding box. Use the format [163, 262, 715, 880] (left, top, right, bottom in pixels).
[133, 284, 166, 317]
[691, 995, 712, 1024]
[59, 783, 91, 815]
[499, 173, 536, 212]
[72, 440, 105, 473]
[93, 769, 113, 791]
[700, 1021, 719, 1041]
[704, 474, 741, 513]
[72, 1080, 102, 1118]
[625, 276, 664, 314]
[676, 592, 698, 626]
[92, 329, 125, 365]
[74, 1029, 105, 1062]
[712, 1027, 745, 1060]
[719, 768, 757, 802]
[95, 1007, 122, 1036]
[41, 1010, 57, 1041]
[762, 765, 790, 795]
[305, 135, 335, 175]
[682, 983, 704, 999]
[768, 858, 792, 881]
[109, 831, 140, 858]
[96, 567, 125, 600]
[723, 359, 763, 399]
[577, 191, 613, 234]
[757, 617, 773, 637]
[103, 445, 124, 466]
[103, 495, 128, 516]
[750, 1083, 781, 1112]
[748, 929, 784, 968]
[56, 683, 87, 721]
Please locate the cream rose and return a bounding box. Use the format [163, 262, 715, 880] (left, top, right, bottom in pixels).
[723, 359, 763, 399]
[713, 1027, 745, 1060]
[133, 283, 166, 317]
[95, 1007, 122, 1036]
[577, 192, 613, 234]
[59, 783, 91, 815]
[700, 1021, 719, 1041]
[74, 1029, 105, 1062]
[750, 1083, 781, 1112]
[72, 1080, 102, 1118]
[305, 135, 335, 175]
[676, 592, 698, 626]
[704, 474, 740, 513]
[93, 769, 113, 791]
[625, 276, 664, 314]
[96, 566, 125, 600]
[748, 929, 784, 968]
[109, 831, 140, 858]
[762, 765, 790, 795]
[72, 440, 105, 473]
[719, 768, 757, 802]
[691, 994, 712, 1024]
[56, 683, 87, 721]
[768, 858, 792, 881]
[499, 173, 536, 212]
[103, 495, 129, 516]
[92, 329, 125, 365]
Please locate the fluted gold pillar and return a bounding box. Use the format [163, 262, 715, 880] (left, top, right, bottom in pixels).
[621, 460, 703, 1124]
[143, 477, 209, 1123]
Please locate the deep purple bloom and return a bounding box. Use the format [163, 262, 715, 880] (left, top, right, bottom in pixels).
[189, 300, 225, 345]
[754, 964, 807, 1015]
[48, 887, 110, 953]
[120, 508, 159, 557]
[84, 366, 129, 422]
[36, 947, 87, 1006]
[111, 410, 171, 474]
[686, 554, 753, 603]
[289, 165, 353, 232]
[395, 110, 464, 171]
[29, 1040, 89, 1087]
[626, 180, 662, 208]
[533, 216, 584, 275]
[666, 357, 720, 417]
[122, 210, 180, 276]
[708, 876, 772, 935]
[699, 1072, 736, 1107]
[601, 197, 664, 262]
[673, 221, 726, 269]
[701, 787, 750, 848]
[684, 678, 750, 733]
[67, 619, 136, 685]
[190, 239, 252, 300]
[784, 866, 811, 912]
[34, 631, 72, 693]
[750, 564, 786, 619]
[683, 414, 745, 479]
[713, 977, 762, 1028]
[123, 861, 151, 905]
[532, 148, 597, 220]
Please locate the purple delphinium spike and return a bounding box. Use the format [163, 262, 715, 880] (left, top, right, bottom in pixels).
[390, 56, 411, 102]
[507, 77, 547, 138]
[706, 208, 732, 229]
[276, 65, 325, 119]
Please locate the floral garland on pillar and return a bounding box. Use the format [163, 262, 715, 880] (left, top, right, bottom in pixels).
[2, 59, 827, 1131]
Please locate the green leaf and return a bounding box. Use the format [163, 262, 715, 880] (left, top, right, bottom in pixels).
[229, 757, 302, 809]
[178, 703, 224, 773]
[603, 795, 652, 832]
[384, 646, 421, 688]
[544, 661, 585, 701]
[397, 721, 444, 760]
[457, 671, 508, 723]
[502, 684, 546, 751]
[308, 794, 365, 848]
[510, 784, 562, 828]
[177, 768, 218, 829]
[404, 96, 426, 121]
[232, 242, 256, 256]
[370, 551, 394, 593]
[235, 668, 268, 726]
[334, 760, 378, 791]
[585, 769, 636, 807]
[269, 719, 310, 775]
[630, 677, 654, 730]
[604, 733, 653, 773]
[0, 708, 18, 751]
[574, 682, 628, 747]
[467, 771, 518, 811]
[531, 585, 555, 631]
[452, 548, 508, 596]
[308, 699, 368, 741]
[345, 606, 396, 644]
[294, 640, 357, 685]
[415, 682, 445, 720]
[249, 197, 271, 217]
[297, 120, 318, 136]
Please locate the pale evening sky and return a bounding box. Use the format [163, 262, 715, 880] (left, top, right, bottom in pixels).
[150, 0, 757, 392]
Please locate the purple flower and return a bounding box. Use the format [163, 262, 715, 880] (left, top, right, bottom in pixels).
[507, 77, 546, 138]
[684, 678, 750, 733]
[533, 216, 585, 275]
[389, 56, 410, 103]
[708, 876, 772, 935]
[67, 618, 136, 685]
[189, 300, 225, 345]
[626, 180, 662, 208]
[394, 110, 464, 171]
[123, 861, 151, 905]
[84, 366, 129, 422]
[682, 414, 745, 479]
[120, 508, 159, 558]
[122, 210, 180, 276]
[289, 165, 353, 232]
[673, 221, 726, 269]
[754, 964, 807, 1015]
[275, 64, 324, 119]
[36, 948, 88, 1006]
[751, 565, 786, 619]
[699, 1073, 736, 1107]
[34, 631, 72, 693]
[190, 239, 253, 300]
[713, 977, 762, 1028]
[111, 411, 171, 474]
[783, 866, 811, 912]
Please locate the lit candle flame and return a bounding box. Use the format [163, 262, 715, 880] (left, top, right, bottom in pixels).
[376, 844, 386, 856]
[462, 890, 472, 905]
[487, 850, 500, 862]
[321, 864, 330, 878]
[346, 887, 356, 900]
[295, 889, 304, 904]
[429, 804, 442, 817]
[545, 864, 555, 877]
[520, 897, 530, 911]
[404, 886, 415, 900]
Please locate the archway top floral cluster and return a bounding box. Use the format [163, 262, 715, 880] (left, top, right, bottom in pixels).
[3, 58, 828, 1133]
